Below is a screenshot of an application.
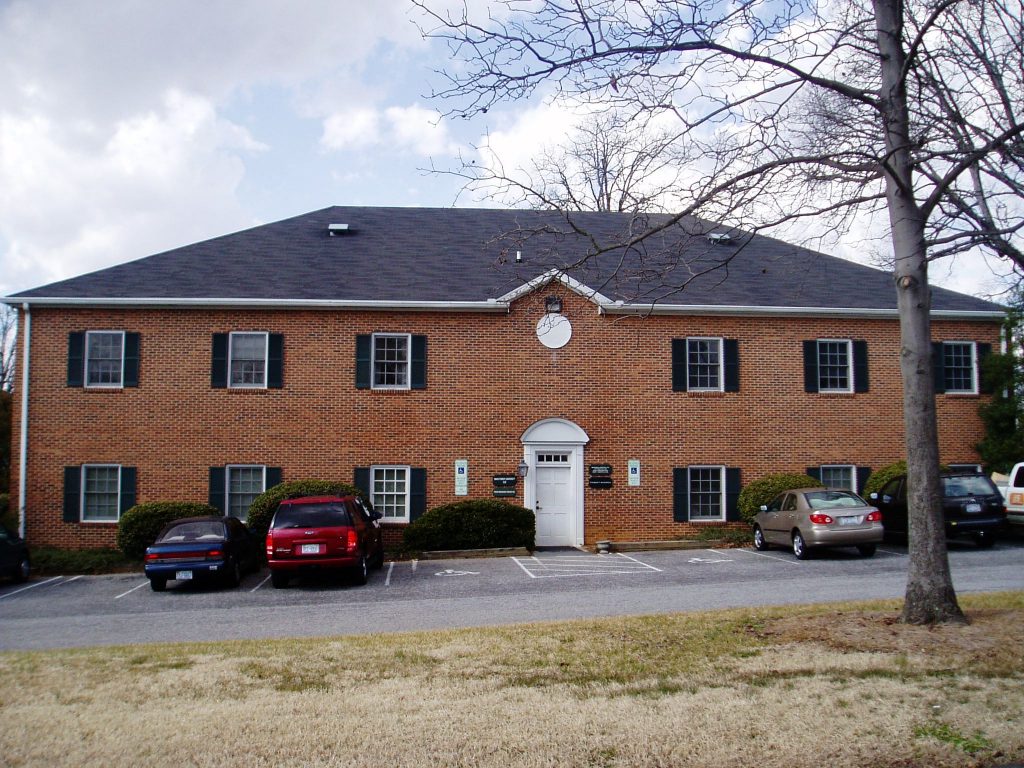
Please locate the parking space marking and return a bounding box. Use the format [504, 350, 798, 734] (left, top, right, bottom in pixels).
[512, 553, 659, 578]
[0, 575, 64, 600]
[735, 548, 803, 565]
[58, 575, 83, 586]
[251, 574, 271, 592]
[114, 581, 149, 600]
[877, 548, 907, 556]
[385, 561, 395, 587]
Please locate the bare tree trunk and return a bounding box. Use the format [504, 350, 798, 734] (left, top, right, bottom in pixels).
[873, 0, 965, 624]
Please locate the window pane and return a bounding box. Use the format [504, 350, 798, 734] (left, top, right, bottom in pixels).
[82, 466, 120, 521]
[819, 466, 854, 491]
[373, 335, 409, 387]
[86, 332, 123, 386]
[228, 466, 264, 521]
[372, 467, 409, 519]
[943, 343, 974, 392]
[687, 338, 721, 390]
[688, 467, 723, 519]
[230, 334, 267, 386]
[817, 341, 850, 391]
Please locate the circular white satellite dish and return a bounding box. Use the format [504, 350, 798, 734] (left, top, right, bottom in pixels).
[536, 313, 572, 349]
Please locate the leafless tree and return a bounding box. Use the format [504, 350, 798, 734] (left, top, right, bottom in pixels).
[0, 304, 16, 393]
[415, 0, 1024, 624]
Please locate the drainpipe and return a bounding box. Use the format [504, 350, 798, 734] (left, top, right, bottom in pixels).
[17, 303, 30, 539]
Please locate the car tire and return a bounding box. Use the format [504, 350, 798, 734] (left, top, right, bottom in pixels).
[753, 525, 769, 551]
[792, 531, 811, 560]
[351, 555, 368, 586]
[224, 559, 241, 588]
[13, 556, 30, 583]
[857, 543, 877, 557]
[150, 577, 167, 592]
[372, 545, 385, 570]
[974, 530, 997, 548]
[270, 571, 289, 589]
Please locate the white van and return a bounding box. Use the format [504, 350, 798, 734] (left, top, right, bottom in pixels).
[1001, 463, 1024, 528]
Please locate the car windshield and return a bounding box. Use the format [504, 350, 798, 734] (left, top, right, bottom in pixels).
[273, 504, 351, 528]
[158, 521, 225, 542]
[804, 491, 866, 509]
[942, 476, 997, 497]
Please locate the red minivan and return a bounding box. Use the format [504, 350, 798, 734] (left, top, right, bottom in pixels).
[265, 495, 385, 588]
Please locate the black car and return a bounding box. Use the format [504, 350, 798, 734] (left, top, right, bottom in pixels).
[0, 524, 30, 583]
[870, 472, 1006, 547]
[144, 516, 259, 591]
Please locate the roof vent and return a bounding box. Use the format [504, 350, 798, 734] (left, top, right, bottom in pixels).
[328, 223, 350, 236]
[707, 232, 732, 244]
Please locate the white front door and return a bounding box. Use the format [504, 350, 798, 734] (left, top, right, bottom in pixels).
[534, 453, 574, 546]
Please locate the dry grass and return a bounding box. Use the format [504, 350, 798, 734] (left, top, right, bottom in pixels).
[2, 592, 1023, 767]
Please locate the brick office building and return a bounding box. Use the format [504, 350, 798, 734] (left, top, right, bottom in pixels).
[3, 207, 1004, 550]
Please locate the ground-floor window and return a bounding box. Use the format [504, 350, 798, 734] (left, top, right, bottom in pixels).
[372, 466, 410, 522]
[818, 464, 856, 492]
[688, 466, 725, 521]
[227, 465, 266, 521]
[82, 465, 121, 522]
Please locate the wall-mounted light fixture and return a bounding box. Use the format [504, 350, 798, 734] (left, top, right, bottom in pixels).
[517, 460, 529, 478]
[545, 295, 563, 313]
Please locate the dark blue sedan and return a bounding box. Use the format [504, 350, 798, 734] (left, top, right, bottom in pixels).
[144, 516, 258, 591]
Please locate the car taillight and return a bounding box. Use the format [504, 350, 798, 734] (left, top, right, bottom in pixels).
[865, 509, 882, 522]
[809, 513, 834, 524]
[265, 533, 273, 557]
[144, 552, 158, 562]
[207, 549, 223, 559]
[344, 529, 358, 551]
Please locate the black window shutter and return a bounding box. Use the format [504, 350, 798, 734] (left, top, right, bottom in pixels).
[853, 340, 869, 393]
[725, 468, 742, 521]
[354, 467, 370, 498]
[267, 334, 284, 389]
[211, 334, 229, 388]
[63, 466, 81, 523]
[803, 341, 819, 393]
[932, 342, 946, 394]
[124, 332, 140, 387]
[671, 339, 688, 392]
[806, 466, 821, 482]
[410, 468, 427, 521]
[265, 467, 282, 490]
[208, 467, 226, 514]
[673, 468, 689, 522]
[977, 343, 993, 394]
[411, 335, 427, 389]
[67, 332, 85, 387]
[856, 467, 872, 494]
[355, 335, 371, 389]
[119, 467, 137, 514]
[724, 339, 739, 392]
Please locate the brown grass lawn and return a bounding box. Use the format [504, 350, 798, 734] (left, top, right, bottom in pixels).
[1, 592, 1023, 768]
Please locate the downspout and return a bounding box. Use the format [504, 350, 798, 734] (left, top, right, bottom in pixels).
[17, 303, 30, 539]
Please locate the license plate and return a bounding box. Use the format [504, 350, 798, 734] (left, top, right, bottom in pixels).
[965, 503, 982, 513]
[838, 516, 864, 526]
[300, 544, 321, 555]
[175, 570, 193, 580]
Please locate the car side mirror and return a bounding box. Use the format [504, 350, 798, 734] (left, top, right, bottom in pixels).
[882, 495, 892, 504]
[371, 510, 383, 521]
[759, 504, 768, 512]
[869, 492, 878, 501]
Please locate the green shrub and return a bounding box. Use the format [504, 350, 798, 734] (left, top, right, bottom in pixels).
[736, 473, 819, 522]
[31, 547, 135, 575]
[862, 461, 906, 497]
[116, 501, 220, 560]
[402, 499, 535, 553]
[245, 479, 368, 543]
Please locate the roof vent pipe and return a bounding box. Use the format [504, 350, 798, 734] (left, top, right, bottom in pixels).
[515, 250, 522, 263]
[707, 232, 732, 244]
[328, 223, 350, 236]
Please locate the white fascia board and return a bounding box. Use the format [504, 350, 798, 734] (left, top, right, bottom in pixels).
[0, 296, 512, 312]
[598, 302, 1005, 321]
[494, 269, 614, 306]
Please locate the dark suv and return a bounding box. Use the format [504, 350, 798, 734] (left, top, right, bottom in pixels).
[870, 472, 1006, 547]
[265, 496, 384, 588]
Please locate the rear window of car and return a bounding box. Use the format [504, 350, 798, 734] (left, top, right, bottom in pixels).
[942, 475, 998, 497]
[804, 491, 865, 508]
[158, 521, 225, 542]
[272, 503, 352, 529]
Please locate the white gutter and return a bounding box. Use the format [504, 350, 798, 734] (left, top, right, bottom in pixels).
[598, 302, 1005, 321]
[0, 297, 511, 312]
[17, 303, 29, 539]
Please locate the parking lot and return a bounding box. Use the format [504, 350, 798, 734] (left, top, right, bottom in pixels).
[2, 539, 1024, 650]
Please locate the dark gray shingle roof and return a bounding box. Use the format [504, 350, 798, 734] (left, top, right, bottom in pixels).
[7, 206, 1003, 314]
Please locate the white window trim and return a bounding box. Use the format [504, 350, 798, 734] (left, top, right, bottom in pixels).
[84, 330, 126, 390]
[80, 464, 122, 523]
[688, 465, 726, 522]
[371, 333, 412, 391]
[942, 341, 978, 395]
[948, 463, 983, 473]
[817, 338, 854, 393]
[224, 465, 266, 521]
[819, 464, 857, 492]
[371, 464, 411, 523]
[228, 331, 269, 390]
[686, 336, 724, 392]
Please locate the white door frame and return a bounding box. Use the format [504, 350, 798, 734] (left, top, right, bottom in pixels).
[521, 418, 589, 547]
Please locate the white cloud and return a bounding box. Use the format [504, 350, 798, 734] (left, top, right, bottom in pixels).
[320, 103, 460, 157]
[321, 108, 383, 151]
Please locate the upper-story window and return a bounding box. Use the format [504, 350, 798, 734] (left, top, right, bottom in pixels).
[819, 464, 855, 491]
[941, 341, 976, 394]
[803, 339, 869, 394]
[230, 332, 269, 388]
[67, 331, 140, 388]
[671, 338, 739, 392]
[355, 334, 428, 390]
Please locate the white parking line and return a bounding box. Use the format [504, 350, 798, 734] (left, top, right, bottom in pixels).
[512, 553, 659, 578]
[57, 575, 83, 585]
[114, 581, 149, 600]
[511, 557, 536, 578]
[251, 574, 271, 592]
[0, 575, 64, 600]
[877, 548, 907, 556]
[615, 552, 663, 572]
[385, 561, 395, 586]
[735, 548, 803, 565]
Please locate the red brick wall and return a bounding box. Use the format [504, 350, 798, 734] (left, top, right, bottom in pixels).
[8, 294, 1001, 549]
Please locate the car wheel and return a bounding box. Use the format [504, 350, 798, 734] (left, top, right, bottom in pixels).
[224, 559, 241, 588]
[351, 555, 368, 586]
[150, 577, 167, 592]
[753, 525, 769, 551]
[270, 571, 289, 589]
[857, 543, 877, 557]
[792, 531, 810, 560]
[372, 544, 385, 570]
[13, 557, 30, 583]
[974, 530, 997, 548]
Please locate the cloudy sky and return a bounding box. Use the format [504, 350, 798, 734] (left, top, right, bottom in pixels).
[0, 0, 1012, 300]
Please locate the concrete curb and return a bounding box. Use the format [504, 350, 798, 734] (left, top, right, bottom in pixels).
[598, 539, 731, 552]
[417, 547, 532, 560]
